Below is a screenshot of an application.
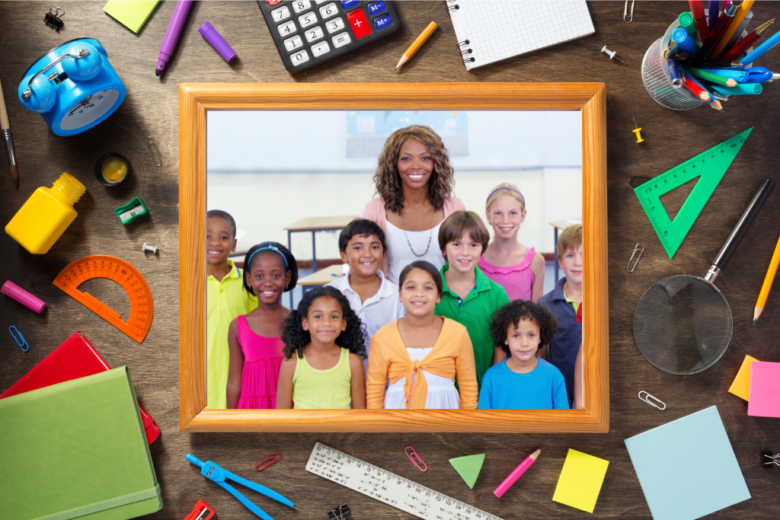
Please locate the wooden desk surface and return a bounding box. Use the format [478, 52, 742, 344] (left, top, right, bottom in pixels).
[2, 2, 780, 518]
[283, 215, 359, 231]
[298, 264, 346, 286]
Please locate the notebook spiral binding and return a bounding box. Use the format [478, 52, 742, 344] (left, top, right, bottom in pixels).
[448, 4, 459, 12]
[457, 39, 474, 63]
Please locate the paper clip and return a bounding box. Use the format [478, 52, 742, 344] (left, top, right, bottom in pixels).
[9, 326, 29, 352]
[627, 244, 645, 272]
[147, 137, 162, 167]
[763, 450, 780, 468]
[405, 446, 427, 472]
[255, 451, 282, 471]
[638, 391, 666, 410]
[328, 504, 351, 519]
[624, 0, 634, 23]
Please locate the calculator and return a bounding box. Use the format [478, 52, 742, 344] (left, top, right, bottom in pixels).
[257, 0, 401, 73]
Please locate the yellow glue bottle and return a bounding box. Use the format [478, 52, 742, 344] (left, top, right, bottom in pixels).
[5, 173, 86, 254]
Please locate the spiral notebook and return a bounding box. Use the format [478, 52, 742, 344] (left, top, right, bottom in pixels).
[447, 0, 595, 70]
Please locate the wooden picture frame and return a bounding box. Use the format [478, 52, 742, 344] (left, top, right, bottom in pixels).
[179, 83, 608, 433]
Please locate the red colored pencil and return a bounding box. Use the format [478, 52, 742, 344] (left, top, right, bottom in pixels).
[681, 69, 711, 101]
[721, 18, 775, 61]
[690, 0, 710, 41]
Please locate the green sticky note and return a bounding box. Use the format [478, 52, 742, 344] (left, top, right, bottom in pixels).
[552, 449, 609, 513]
[104, 0, 160, 33]
[449, 453, 485, 489]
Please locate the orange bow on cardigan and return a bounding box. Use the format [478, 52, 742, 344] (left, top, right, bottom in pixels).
[366, 318, 479, 410]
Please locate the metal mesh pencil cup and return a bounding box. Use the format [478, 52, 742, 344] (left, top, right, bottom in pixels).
[642, 21, 704, 110]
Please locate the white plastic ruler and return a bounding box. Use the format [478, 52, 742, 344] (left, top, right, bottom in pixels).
[306, 442, 503, 520]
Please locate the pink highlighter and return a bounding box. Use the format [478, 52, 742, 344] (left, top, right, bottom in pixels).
[2, 280, 46, 313]
[494, 447, 543, 498]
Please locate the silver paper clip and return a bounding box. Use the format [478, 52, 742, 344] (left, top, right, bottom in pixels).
[624, 0, 634, 23]
[638, 391, 666, 410]
[9, 326, 29, 352]
[627, 244, 645, 272]
[147, 137, 162, 167]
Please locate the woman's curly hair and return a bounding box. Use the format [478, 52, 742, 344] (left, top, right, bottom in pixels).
[281, 286, 367, 360]
[489, 300, 558, 354]
[373, 125, 456, 214]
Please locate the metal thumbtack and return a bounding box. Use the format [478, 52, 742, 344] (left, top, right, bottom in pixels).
[638, 391, 666, 410]
[628, 244, 645, 272]
[601, 45, 626, 63]
[405, 446, 427, 472]
[624, 0, 634, 23]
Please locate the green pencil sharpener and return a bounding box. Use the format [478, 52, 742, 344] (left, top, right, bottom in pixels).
[115, 197, 149, 225]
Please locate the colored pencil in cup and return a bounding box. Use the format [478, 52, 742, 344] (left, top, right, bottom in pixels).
[712, 0, 754, 58]
[396, 21, 438, 71]
[685, 66, 738, 86]
[689, 0, 709, 41]
[754, 231, 780, 321]
[721, 18, 774, 61]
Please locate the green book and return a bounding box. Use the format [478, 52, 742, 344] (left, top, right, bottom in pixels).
[0, 368, 162, 520]
[103, 1, 160, 34]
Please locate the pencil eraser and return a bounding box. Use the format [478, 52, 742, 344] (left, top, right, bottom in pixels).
[2, 280, 46, 313]
[198, 22, 237, 63]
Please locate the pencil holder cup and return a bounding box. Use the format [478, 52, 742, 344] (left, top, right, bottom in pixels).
[642, 20, 704, 111]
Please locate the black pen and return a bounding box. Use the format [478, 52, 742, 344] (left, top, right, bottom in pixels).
[0, 76, 18, 189]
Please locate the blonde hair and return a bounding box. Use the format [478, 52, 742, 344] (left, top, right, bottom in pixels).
[373, 125, 455, 214]
[438, 210, 490, 255]
[557, 224, 582, 261]
[486, 183, 526, 213]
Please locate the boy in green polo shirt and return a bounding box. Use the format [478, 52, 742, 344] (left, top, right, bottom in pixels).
[435, 210, 510, 390]
[206, 210, 257, 408]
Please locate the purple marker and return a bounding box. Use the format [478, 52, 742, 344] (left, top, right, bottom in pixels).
[156, 0, 194, 76]
[198, 22, 237, 63]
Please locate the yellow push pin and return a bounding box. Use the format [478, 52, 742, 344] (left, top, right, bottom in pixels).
[632, 117, 645, 143]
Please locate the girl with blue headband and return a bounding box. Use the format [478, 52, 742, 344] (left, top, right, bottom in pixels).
[226, 242, 298, 409]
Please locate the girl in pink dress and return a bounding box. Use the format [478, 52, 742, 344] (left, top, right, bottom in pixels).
[226, 242, 298, 409]
[479, 183, 546, 303]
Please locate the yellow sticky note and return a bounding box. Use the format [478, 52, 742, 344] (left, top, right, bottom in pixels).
[552, 449, 609, 514]
[728, 355, 759, 401]
[103, 0, 160, 34]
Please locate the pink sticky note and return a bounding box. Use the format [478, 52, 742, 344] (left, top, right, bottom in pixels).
[747, 361, 780, 418]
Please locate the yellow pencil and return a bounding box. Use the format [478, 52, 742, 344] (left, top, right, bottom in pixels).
[396, 21, 438, 71]
[754, 231, 780, 322]
[712, 0, 755, 59]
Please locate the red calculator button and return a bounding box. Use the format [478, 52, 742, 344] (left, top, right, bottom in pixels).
[266, 0, 283, 4]
[346, 9, 371, 39]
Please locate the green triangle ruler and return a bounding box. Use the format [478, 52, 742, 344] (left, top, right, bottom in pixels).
[449, 453, 485, 489]
[635, 127, 753, 259]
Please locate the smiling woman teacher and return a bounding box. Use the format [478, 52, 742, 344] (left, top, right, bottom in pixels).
[362, 125, 465, 284]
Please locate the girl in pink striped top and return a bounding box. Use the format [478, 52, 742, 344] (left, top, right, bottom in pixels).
[479, 183, 546, 303]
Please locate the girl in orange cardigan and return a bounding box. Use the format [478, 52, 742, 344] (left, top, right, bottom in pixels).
[366, 260, 478, 410]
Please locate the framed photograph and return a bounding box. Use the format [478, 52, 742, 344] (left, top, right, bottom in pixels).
[179, 83, 608, 432]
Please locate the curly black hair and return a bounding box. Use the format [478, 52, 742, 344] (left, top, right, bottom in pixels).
[281, 286, 367, 360]
[489, 300, 558, 354]
[242, 242, 298, 295]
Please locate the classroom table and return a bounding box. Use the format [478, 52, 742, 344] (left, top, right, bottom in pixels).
[297, 264, 347, 286]
[2, 2, 780, 519]
[284, 215, 358, 273]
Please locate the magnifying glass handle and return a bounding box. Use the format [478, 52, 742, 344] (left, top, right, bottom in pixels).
[707, 178, 775, 283]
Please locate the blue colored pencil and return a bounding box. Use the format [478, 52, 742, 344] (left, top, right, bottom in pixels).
[708, 0, 720, 31]
[740, 28, 780, 67]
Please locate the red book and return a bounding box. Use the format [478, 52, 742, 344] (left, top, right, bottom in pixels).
[0, 331, 161, 444]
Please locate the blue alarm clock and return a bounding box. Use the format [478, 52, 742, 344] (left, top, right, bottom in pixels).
[18, 38, 126, 137]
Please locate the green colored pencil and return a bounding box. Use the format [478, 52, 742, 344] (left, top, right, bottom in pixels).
[684, 67, 738, 87]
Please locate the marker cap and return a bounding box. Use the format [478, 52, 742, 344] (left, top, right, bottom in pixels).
[198, 22, 237, 63]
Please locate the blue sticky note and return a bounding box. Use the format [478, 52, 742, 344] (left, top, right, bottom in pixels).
[625, 406, 750, 520]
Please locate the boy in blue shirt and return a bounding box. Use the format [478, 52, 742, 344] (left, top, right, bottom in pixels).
[539, 224, 582, 407]
[478, 299, 568, 409]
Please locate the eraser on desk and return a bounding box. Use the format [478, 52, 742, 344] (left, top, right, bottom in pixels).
[199, 22, 237, 63]
[2, 280, 46, 313]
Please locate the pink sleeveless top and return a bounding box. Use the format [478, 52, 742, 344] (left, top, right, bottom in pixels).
[236, 315, 285, 409]
[478, 247, 536, 302]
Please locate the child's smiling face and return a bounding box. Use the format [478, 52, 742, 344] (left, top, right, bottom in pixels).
[302, 296, 346, 345]
[559, 245, 583, 284]
[397, 138, 434, 191]
[206, 216, 236, 266]
[444, 231, 483, 274]
[400, 268, 441, 317]
[247, 252, 290, 305]
[340, 233, 383, 279]
[487, 195, 525, 240]
[505, 318, 541, 363]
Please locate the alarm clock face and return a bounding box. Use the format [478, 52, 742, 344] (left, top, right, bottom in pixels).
[60, 88, 121, 131]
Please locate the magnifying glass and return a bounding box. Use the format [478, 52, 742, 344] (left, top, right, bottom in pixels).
[633, 178, 775, 375]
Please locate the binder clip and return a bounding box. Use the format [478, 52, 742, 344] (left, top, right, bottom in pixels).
[186, 454, 295, 520]
[763, 450, 780, 469]
[44, 7, 65, 30]
[255, 452, 282, 472]
[328, 504, 351, 519]
[184, 500, 216, 520]
[405, 445, 427, 472]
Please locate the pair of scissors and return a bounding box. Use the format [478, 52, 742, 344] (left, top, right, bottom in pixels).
[186, 454, 295, 520]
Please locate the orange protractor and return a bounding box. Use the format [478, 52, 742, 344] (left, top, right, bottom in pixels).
[53, 255, 153, 343]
